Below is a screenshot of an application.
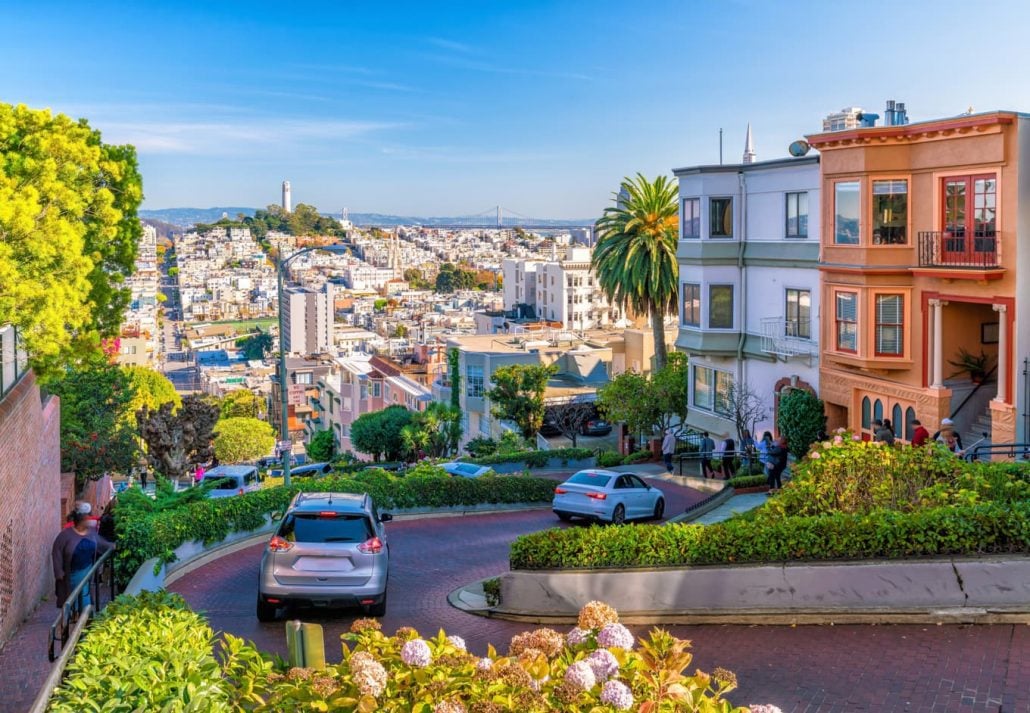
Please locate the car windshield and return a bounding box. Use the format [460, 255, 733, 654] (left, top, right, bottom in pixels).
[566, 472, 611, 488]
[456, 464, 479, 475]
[280, 513, 373, 544]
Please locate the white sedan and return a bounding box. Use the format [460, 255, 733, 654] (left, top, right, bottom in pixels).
[552, 469, 665, 524]
[439, 462, 493, 479]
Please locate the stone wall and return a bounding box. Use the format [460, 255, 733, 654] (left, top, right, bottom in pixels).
[0, 371, 62, 645]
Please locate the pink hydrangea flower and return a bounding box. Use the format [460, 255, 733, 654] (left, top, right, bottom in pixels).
[811, 451, 821, 459]
[852, 434, 862, 441]
[400, 638, 432, 667]
[833, 435, 843, 445]
[566, 627, 590, 646]
[447, 635, 466, 651]
[600, 680, 634, 710]
[747, 706, 784, 713]
[596, 623, 634, 650]
[476, 657, 493, 672]
[586, 649, 619, 681]
[563, 661, 597, 692]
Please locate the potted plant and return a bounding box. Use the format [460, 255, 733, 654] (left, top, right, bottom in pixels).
[948, 348, 993, 384]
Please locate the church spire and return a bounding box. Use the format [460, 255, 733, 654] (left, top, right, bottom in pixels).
[742, 123, 756, 164]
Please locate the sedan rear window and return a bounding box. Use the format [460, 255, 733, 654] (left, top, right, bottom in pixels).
[567, 472, 612, 487]
[280, 513, 373, 544]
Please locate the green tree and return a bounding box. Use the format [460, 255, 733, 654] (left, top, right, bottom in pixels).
[218, 389, 265, 420]
[124, 366, 181, 423]
[167, 266, 179, 277]
[48, 358, 138, 484]
[400, 402, 463, 459]
[306, 429, 336, 462]
[137, 395, 219, 479]
[237, 332, 273, 360]
[434, 263, 477, 293]
[592, 173, 679, 370]
[0, 103, 143, 374]
[777, 389, 825, 459]
[597, 352, 689, 436]
[213, 417, 276, 464]
[350, 405, 413, 462]
[486, 363, 557, 440]
[155, 293, 168, 303]
[447, 348, 461, 410]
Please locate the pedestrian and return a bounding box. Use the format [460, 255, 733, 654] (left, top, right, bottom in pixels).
[932, 418, 963, 451]
[910, 419, 930, 446]
[661, 429, 677, 472]
[720, 436, 736, 479]
[873, 419, 895, 445]
[699, 431, 716, 478]
[139, 466, 148, 491]
[62, 501, 99, 530]
[194, 463, 205, 484]
[940, 428, 961, 455]
[739, 429, 756, 471]
[52, 509, 113, 613]
[756, 431, 773, 472]
[766, 436, 789, 491]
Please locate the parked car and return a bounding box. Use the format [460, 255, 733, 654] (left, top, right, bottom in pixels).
[439, 462, 492, 479]
[538, 418, 562, 437]
[257, 492, 392, 621]
[199, 465, 261, 498]
[580, 419, 613, 436]
[552, 469, 664, 524]
[269, 462, 333, 479]
[258, 454, 307, 469]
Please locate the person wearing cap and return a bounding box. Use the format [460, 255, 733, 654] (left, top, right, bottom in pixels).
[932, 418, 963, 451]
[52, 508, 113, 611]
[61, 501, 99, 530]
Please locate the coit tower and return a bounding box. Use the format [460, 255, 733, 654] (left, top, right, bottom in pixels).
[282, 180, 292, 213]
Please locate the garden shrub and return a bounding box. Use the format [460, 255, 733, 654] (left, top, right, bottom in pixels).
[623, 449, 652, 465]
[597, 450, 625, 468]
[467, 447, 594, 467]
[464, 436, 498, 457]
[777, 389, 824, 459]
[53, 595, 754, 712]
[727, 475, 767, 489]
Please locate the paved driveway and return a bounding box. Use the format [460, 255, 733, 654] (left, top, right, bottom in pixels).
[161, 475, 1027, 711]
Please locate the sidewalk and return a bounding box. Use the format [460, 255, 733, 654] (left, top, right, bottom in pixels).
[688, 492, 768, 524]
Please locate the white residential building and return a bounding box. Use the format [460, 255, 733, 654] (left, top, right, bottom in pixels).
[674, 154, 821, 439]
[283, 282, 334, 354]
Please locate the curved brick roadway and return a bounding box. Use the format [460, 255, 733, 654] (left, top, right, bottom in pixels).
[169, 478, 1030, 712]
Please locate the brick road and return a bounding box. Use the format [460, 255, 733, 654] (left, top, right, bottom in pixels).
[168, 476, 1030, 712]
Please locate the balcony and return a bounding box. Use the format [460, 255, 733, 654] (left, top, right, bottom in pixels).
[917, 231, 1001, 271]
[759, 317, 816, 361]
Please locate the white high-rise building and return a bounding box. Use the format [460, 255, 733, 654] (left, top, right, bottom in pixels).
[822, 107, 864, 132]
[282, 180, 292, 213]
[282, 282, 334, 354]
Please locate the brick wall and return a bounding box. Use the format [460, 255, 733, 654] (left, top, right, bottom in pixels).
[0, 371, 62, 645]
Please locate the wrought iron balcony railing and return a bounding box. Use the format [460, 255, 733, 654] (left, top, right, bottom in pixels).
[917, 231, 999, 269]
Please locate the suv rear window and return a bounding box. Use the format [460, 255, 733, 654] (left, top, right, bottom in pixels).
[213, 477, 240, 490]
[567, 472, 612, 487]
[280, 513, 373, 544]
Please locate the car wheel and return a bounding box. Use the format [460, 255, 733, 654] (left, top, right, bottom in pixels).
[256, 596, 277, 622]
[556, 511, 572, 522]
[652, 498, 665, 520]
[611, 503, 626, 525]
[366, 590, 387, 617]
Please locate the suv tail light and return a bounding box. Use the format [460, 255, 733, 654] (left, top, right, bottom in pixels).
[357, 536, 383, 554]
[586, 492, 607, 500]
[268, 535, 293, 552]
[554, 487, 567, 495]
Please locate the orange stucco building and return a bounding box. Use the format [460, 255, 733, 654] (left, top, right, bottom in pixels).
[807, 112, 1028, 448]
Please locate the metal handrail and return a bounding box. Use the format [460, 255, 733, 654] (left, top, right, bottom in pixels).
[47, 548, 116, 662]
[949, 363, 998, 420]
[964, 442, 1030, 463]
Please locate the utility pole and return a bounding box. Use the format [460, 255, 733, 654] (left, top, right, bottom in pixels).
[719, 128, 723, 165]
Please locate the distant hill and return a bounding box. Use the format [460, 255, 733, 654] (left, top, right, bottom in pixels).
[140, 207, 593, 229]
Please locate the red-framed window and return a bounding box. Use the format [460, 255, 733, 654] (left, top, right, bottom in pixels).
[835, 291, 858, 353]
[875, 294, 904, 356]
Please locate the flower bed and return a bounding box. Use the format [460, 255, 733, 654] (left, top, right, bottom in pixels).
[510, 436, 1030, 570]
[114, 465, 557, 584]
[49, 594, 771, 712]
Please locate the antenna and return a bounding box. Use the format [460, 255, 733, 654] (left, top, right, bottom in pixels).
[719, 128, 723, 165]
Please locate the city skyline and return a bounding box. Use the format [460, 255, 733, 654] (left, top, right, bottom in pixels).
[3, 0, 1030, 217]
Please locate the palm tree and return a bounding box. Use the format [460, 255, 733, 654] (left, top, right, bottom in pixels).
[592, 173, 679, 370]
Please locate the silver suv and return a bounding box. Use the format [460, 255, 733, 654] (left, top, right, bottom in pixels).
[257, 492, 392, 621]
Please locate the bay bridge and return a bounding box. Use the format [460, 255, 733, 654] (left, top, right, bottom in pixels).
[364, 206, 595, 231]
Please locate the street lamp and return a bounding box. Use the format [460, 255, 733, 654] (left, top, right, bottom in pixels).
[276, 243, 350, 486]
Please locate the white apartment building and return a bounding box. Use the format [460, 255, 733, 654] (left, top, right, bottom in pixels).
[282, 282, 334, 355]
[501, 247, 623, 330]
[674, 154, 821, 439]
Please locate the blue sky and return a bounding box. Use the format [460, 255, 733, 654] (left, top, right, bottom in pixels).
[3, 0, 1029, 218]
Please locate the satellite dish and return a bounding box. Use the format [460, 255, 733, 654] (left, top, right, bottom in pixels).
[788, 140, 810, 157]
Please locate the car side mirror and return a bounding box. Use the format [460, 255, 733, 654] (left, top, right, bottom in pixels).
[270, 511, 284, 522]
[380, 513, 393, 523]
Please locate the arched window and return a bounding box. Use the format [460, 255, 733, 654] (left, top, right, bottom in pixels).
[905, 407, 917, 441]
[861, 397, 871, 429]
[892, 404, 903, 438]
[873, 399, 884, 423]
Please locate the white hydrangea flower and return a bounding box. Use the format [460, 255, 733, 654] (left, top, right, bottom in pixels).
[400, 638, 432, 667]
[563, 661, 597, 692]
[600, 679, 634, 710]
[596, 623, 634, 650]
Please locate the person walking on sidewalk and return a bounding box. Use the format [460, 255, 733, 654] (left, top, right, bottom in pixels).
[699, 432, 716, 478]
[766, 436, 789, 491]
[661, 429, 677, 472]
[52, 509, 113, 613]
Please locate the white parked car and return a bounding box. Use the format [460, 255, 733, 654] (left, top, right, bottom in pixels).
[552, 469, 665, 524]
[439, 462, 493, 479]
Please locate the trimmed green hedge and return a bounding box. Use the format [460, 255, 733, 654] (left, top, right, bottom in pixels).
[509, 502, 1030, 570]
[116, 470, 557, 583]
[465, 447, 594, 467]
[727, 474, 768, 489]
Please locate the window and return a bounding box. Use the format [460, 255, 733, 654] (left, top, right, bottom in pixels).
[892, 404, 903, 438]
[708, 285, 734, 329]
[872, 180, 908, 244]
[709, 198, 733, 238]
[295, 372, 313, 385]
[370, 381, 381, 397]
[834, 181, 860, 244]
[785, 192, 808, 238]
[466, 365, 484, 397]
[682, 198, 700, 238]
[785, 288, 811, 339]
[905, 407, 917, 441]
[861, 396, 871, 429]
[875, 294, 904, 356]
[693, 365, 732, 417]
[835, 292, 858, 352]
[681, 283, 701, 327]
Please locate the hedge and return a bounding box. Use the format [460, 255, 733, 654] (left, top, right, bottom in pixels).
[727, 475, 767, 489]
[465, 447, 594, 467]
[115, 470, 558, 583]
[509, 501, 1030, 570]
